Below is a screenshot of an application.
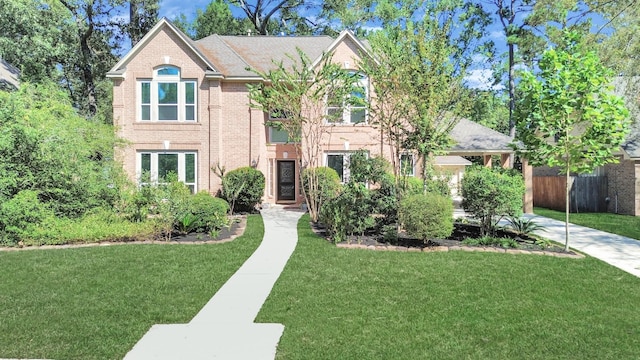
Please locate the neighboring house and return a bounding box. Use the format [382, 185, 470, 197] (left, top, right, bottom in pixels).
[108, 18, 526, 208]
[533, 79, 640, 216]
[0, 58, 19, 91]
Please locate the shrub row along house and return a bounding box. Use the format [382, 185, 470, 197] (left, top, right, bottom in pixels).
[108, 18, 530, 209]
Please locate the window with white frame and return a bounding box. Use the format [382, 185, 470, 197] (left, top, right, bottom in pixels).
[267, 109, 300, 143]
[138, 66, 197, 122]
[400, 153, 415, 176]
[326, 72, 368, 124]
[137, 151, 197, 192]
[325, 151, 368, 183]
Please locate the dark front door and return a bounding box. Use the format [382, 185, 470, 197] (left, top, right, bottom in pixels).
[277, 160, 296, 201]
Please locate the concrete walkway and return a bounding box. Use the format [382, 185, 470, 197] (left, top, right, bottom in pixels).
[522, 214, 640, 278]
[124, 206, 304, 360]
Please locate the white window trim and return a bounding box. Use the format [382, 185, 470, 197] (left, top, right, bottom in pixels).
[324, 151, 370, 183]
[136, 151, 197, 192]
[137, 66, 197, 122]
[325, 72, 369, 125]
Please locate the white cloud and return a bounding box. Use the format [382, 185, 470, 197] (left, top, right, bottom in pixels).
[464, 69, 504, 91]
[489, 30, 505, 40]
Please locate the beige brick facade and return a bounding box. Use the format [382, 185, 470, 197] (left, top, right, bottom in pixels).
[110, 20, 387, 205]
[110, 19, 524, 208]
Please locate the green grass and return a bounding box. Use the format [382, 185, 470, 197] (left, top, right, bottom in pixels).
[0, 214, 264, 360]
[534, 207, 640, 240]
[257, 214, 640, 359]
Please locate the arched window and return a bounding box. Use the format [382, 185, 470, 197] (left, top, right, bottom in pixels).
[137, 66, 197, 122]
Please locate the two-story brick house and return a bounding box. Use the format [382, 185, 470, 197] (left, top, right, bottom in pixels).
[108, 18, 528, 208]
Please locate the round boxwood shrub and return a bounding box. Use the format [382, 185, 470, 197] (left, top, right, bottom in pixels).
[221, 167, 265, 213]
[398, 193, 453, 242]
[187, 192, 229, 233]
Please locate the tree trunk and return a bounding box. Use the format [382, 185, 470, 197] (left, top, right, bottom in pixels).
[565, 164, 570, 252]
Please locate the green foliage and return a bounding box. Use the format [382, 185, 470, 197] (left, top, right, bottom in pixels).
[192, 0, 247, 38]
[0, 83, 126, 217]
[0, 190, 54, 245]
[184, 192, 229, 233]
[221, 167, 265, 213]
[398, 193, 454, 242]
[320, 183, 376, 243]
[153, 174, 193, 240]
[506, 216, 546, 236]
[302, 167, 341, 212]
[515, 30, 630, 175]
[348, 151, 389, 184]
[461, 166, 525, 236]
[23, 208, 159, 246]
[514, 30, 630, 251]
[462, 236, 519, 249]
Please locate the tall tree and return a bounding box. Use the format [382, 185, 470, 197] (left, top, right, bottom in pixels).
[193, 0, 246, 38]
[514, 31, 630, 251]
[229, 0, 305, 35]
[360, 1, 486, 191]
[128, 0, 159, 46]
[247, 50, 359, 222]
[0, 0, 70, 82]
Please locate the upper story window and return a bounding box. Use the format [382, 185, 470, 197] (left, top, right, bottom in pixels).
[138, 66, 197, 122]
[326, 72, 368, 124]
[267, 108, 299, 143]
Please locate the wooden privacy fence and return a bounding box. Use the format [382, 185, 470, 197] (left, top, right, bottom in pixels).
[533, 176, 608, 213]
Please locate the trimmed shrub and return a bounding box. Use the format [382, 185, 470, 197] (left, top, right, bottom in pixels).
[221, 167, 265, 213]
[399, 193, 453, 242]
[461, 166, 525, 236]
[184, 192, 229, 233]
[320, 182, 375, 243]
[302, 167, 341, 211]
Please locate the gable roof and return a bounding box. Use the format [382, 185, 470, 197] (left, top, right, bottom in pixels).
[107, 18, 221, 78]
[108, 18, 372, 80]
[195, 34, 334, 78]
[0, 58, 19, 90]
[450, 118, 514, 154]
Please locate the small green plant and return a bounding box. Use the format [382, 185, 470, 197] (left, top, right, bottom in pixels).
[534, 237, 552, 249]
[176, 213, 197, 234]
[398, 193, 453, 242]
[462, 236, 519, 248]
[381, 224, 398, 243]
[505, 216, 546, 235]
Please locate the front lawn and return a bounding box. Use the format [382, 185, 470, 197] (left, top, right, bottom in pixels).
[0, 215, 263, 360]
[534, 207, 640, 240]
[257, 214, 640, 359]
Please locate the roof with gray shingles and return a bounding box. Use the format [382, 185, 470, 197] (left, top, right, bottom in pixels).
[435, 155, 473, 166]
[450, 118, 513, 153]
[196, 35, 334, 76]
[0, 58, 19, 90]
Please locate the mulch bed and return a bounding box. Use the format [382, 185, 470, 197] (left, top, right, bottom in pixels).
[311, 222, 583, 258]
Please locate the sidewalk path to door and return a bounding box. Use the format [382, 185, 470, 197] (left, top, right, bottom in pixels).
[522, 214, 640, 278]
[124, 206, 304, 360]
